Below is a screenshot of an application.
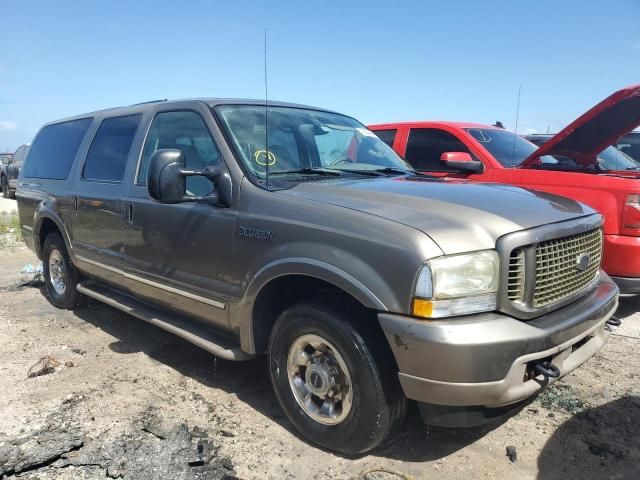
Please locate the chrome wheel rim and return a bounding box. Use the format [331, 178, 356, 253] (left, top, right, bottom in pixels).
[287, 334, 353, 425]
[48, 249, 66, 295]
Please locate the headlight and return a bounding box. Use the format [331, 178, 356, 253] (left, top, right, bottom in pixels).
[412, 250, 499, 318]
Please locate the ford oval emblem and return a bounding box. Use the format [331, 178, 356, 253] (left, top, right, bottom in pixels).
[576, 254, 590, 272]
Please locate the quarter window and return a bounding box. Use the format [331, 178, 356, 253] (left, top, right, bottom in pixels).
[23, 118, 93, 179]
[138, 111, 221, 196]
[83, 115, 141, 182]
[405, 128, 475, 172]
[373, 129, 397, 148]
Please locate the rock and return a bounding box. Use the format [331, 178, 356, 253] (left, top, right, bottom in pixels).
[220, 430, 235, 438]
[506, 445, 518, 462]
[65, 360, 75, 367]
[27, 356, 60, 378]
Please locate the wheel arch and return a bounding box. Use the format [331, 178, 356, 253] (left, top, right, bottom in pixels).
[33, 208, 73, 261]
[237, 258, 389, 354]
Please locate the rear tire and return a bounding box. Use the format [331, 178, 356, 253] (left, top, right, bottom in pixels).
[42, 233, 83, 309]
[268, 302, 406, 455]
[1, 176, 7, 197]
[7, 188, 15, 199]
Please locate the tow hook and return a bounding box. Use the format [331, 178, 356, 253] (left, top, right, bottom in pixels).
[605, 317, 621, 331]
[533, 360, 561, 379]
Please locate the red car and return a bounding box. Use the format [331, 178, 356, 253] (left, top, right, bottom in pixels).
[369, 85, 640, 293]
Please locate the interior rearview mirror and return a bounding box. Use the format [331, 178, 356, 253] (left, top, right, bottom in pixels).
[440, 152, 484, 173]
[147, 149, 231, 206]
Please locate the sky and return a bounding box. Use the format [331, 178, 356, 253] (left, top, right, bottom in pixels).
[1, 0, 639, 151]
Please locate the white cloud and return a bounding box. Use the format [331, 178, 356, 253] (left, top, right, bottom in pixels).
[0, 121, 17, 131]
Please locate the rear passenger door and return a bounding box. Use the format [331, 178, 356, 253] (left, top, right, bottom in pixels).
[121, 107, 236, 330]
[71, 114, 142, 266]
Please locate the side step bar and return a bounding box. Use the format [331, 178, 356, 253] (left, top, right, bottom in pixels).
[77, 281, 252, 361]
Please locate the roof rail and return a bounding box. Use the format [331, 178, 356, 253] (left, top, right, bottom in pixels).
[129, 99, 168, 106]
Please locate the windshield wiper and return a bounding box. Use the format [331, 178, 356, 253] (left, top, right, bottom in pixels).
[268, 168, 342, 176]
[373, 167, 415, 175]
[334, 167, 415, 177]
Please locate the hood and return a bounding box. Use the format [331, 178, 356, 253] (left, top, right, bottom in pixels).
[278, 177, 595, 255]
[521, 84, 640, 168]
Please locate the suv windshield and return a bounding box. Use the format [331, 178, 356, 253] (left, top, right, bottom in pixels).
[216, 105, 412, 181]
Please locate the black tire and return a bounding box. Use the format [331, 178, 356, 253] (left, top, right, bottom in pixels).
[1, 176, 7, 197]
[7, 187, 15, 199]
[42, 233, 83, 309]
[268, 302, 406, 455]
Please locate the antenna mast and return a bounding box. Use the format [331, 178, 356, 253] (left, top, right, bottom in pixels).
[264, 29, 270, 190]
[510, 85, 522, 167]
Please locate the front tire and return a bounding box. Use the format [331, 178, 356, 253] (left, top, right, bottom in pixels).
[268, 302, 406, 455]
[42, 233, 83, 309]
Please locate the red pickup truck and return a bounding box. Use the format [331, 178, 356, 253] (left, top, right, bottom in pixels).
[369, 85, 640, 293]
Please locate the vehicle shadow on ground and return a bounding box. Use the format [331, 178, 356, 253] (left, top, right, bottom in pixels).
[71, 301, 504, 461]
[613, 294, 640, 318]
[536, 396, 640, 479]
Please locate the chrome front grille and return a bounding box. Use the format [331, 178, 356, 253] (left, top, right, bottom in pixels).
[506, 228, 602, 309]
[507, 249, 525, 302]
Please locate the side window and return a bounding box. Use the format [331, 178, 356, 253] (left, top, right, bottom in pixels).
[83, 114, 141, 182]
[405, 128, 475, 172]
[138, 111, 221, 196]
[23, 118, 93, 179]
[373, 129, 397, 148]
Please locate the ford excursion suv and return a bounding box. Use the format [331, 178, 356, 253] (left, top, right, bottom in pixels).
[17, 99, 618, 454]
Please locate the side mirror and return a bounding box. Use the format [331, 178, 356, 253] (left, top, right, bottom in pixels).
[147, 149, 231, 206]
[440, 152, 484, 173]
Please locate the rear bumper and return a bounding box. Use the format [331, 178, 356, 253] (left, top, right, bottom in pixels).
[378, 273, 618, 411]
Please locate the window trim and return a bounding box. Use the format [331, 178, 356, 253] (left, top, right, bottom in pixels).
[134, 108, 214, 187]
[80, 113, 143, 184]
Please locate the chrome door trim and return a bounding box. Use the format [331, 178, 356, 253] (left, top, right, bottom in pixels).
[76, 255, 226, 310]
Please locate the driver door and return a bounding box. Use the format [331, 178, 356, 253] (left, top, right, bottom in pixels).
[121, 107, 237, 330]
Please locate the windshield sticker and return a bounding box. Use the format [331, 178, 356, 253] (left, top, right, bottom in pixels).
[468, 129, 492, 143]
[356, 127, 376, 138]
[254, 150, 276, 166]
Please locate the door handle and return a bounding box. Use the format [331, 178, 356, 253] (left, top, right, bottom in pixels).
[125, 204, 134, 224]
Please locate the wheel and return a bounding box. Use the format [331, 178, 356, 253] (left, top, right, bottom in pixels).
[1, 176, 7, 197]
[268, 302, 406, 454]
[42, 233, 83, 309]
[7, 187, 15, 199]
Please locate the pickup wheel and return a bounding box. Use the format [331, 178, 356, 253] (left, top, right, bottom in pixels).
[42, 233, 83, 309]
[1, 176, 7, 198]
[268, 303, 406, 455]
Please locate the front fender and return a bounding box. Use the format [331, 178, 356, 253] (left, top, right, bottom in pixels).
[235, 257, 395, 354]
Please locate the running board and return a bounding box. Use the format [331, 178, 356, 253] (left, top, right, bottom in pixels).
[77, 281, 251, 361]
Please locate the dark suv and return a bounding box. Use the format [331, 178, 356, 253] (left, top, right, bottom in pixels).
[2, 144, 28, 198]
[16, 99, 618, 454]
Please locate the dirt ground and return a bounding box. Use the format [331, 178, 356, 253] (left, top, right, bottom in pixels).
[0, 196, 639, 479]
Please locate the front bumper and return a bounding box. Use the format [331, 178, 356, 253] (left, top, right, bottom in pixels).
[378, 273, 618, 409]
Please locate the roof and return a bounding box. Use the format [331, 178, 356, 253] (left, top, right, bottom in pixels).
[42, 98, 340, 128]
[368, 120, 498, 129]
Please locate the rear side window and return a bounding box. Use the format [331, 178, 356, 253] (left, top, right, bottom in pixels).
[405, 128, 474, 172]
[83, 114, 141, 182]
[373, 129, 397, 147]
[23, 118, 93, 179]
